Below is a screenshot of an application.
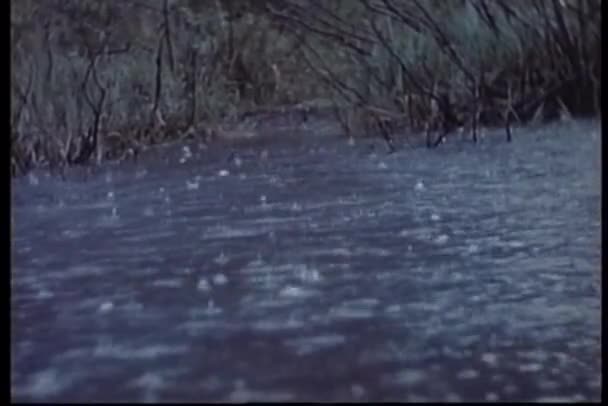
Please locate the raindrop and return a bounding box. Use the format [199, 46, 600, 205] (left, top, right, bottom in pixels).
[279, 285, 304, 298]
[186, 180, 199, 190]
[205, 299, 222, 315]
[415, 180, 425, 191]
[36, 290, 54, 299]
[197, 278, 210, 291]
[298, 267, 321, 282]
[457, 369, 479, 379]
[214, 252, 229, 265]
[386, 304, 401, 313]
[98, 301, 114, 313]
[485, 393, 499, 401]
[519, 363, 543, 373]
[351, 384, 365, 398]
[445, 393, 462, 402]
[434, 234, 449, 244]
[212, 273, 228, 285]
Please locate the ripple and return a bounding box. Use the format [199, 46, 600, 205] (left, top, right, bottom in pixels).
[15, 369, 76, 399]
[92, 342, 189, 360]
[251, 318, 304, 332]
[329, 298, 379, 320]
[284, 334, 346, 355]
[152, 278, 183, 288]
[385, 369, 427, 386]
[11, 122, 601, 402]
[279, 285, 319, 299]
[456, 369, 479, 379]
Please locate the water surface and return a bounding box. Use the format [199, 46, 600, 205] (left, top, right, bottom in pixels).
[11, 120, 601, 402]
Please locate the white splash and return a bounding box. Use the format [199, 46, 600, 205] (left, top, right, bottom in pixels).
[212, 273, 228, 286]
[467, 244, 480, 253]
[296, 266, 321, 282]
[186, 179, 199, 190]
[205, 299, 222, 315]
[279, 285, 315, 298]
[481, 352, 498, 366]
[214, 252, 229, 265]
[98, 301, 114, 313]
[434, 234, 449, 244]
[197, 278, 211, 291]
[485, 393, 499, 401]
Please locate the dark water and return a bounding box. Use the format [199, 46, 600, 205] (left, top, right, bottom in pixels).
[11, 121, 601, 402]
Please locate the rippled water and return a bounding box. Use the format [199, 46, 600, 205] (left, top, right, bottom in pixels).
[11, 121, 601, 402]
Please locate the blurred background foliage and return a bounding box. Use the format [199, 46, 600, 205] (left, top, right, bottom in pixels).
[11, 0, 601, 175]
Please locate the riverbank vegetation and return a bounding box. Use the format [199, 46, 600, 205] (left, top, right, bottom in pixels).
[11, 0, 601, 176]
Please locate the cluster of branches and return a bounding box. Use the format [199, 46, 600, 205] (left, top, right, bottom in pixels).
[262, 0, 601, 148]
[10, 0, 601, 177]
[11, 0, 304, 177]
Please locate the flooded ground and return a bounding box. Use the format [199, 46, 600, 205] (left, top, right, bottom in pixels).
[11, 120, 601, 402]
